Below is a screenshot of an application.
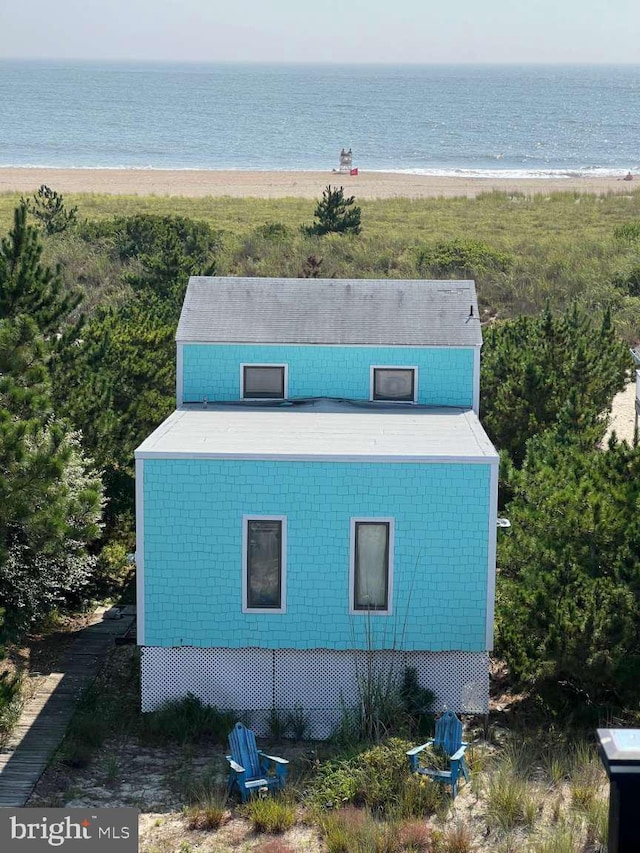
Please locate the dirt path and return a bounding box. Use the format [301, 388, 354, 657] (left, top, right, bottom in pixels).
[605, 379, 637, 444]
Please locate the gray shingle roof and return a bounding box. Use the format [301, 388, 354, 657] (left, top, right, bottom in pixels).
[176, 277, 482, 347]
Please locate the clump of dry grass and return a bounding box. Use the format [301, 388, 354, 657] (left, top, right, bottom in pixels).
[182, 782, 229, 831]
[484, 764, 541, 834]
[242, 794, 297, 834]
[439, 819, 475, 853]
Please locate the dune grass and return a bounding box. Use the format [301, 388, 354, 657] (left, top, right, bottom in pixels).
[4, 187, 640, 339]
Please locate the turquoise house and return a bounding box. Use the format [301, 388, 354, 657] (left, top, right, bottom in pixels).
[136, 277, 498, 735]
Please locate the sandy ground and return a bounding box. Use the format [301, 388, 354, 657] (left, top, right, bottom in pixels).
[606, 379, 637, 444]
[0, 167, 637, 199]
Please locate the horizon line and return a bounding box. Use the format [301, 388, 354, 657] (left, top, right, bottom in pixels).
[1, 57, 640, 67]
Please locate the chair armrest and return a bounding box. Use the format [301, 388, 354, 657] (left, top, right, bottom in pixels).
[261, 753, 289, 765]
[406, 741, 433, 758]
[227, 758, 245, 773]
[450, 745, 467, 762]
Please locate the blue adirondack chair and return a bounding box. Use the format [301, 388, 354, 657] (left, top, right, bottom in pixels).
[406, 710, 470, 798]
[226, 722, 289, 802]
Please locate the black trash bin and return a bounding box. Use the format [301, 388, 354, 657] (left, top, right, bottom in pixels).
[597, 728, 640, 853]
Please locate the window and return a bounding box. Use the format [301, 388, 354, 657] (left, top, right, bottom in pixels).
[371, 367, 416, 402]
[243, 516, 286, 612]
[350, 519, 394, 613]
[242, 365, 286, 399]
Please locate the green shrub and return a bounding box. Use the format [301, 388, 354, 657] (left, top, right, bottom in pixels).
[242, 794, 296, 833]
[612, 265, 640, 296]
[92, 541, 133, 595]
[0, 669, 22, 744]
[416, 238, 512, 277]
[399, 667, 435, 738]
[257, 222, 291, 241]
[613, 221, 640, 242]
[139, 693, 237, 745]
[308, 738, 444, 818]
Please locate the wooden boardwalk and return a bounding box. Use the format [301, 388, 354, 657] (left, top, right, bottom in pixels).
[0, 605, 136, 807]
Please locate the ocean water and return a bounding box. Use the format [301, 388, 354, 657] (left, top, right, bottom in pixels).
[1, 61, 639, 177]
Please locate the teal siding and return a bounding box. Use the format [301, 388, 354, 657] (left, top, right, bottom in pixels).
[182, 344, 474, 408]
[143, 459, 491, 651]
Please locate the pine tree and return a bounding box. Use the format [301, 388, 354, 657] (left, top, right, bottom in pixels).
[496, 432, 640, 706]
[304, 185, 362, 236]
[0, 203, 81, 336]
[480, 306, 630, 465]
[0, 206, 103, 640]
[22, 185, 78, 235]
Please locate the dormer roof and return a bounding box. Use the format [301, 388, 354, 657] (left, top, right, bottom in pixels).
[176, 277, 482, 347]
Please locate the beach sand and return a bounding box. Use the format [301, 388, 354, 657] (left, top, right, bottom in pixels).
[0, 168, 636, 200]
[606, 380, 638, 445]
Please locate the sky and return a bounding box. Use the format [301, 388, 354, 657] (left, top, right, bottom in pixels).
[1, 0, 639, 64]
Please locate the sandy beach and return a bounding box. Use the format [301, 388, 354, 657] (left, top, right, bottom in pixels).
[0, 168, 636, 200]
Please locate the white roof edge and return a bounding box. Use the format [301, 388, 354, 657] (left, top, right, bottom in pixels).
[134, 403, 499, 461]
[135, 451, 498, 463]
[175, 339, 483, 348]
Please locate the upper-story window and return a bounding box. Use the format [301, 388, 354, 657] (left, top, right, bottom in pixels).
[242, 364, 287, 399]
[371, 367, 417, 403]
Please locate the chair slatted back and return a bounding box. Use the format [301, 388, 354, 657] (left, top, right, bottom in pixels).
[228, 722, 261, 778]
[433, 711, 463, 757]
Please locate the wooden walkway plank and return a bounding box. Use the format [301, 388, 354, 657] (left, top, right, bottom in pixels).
[0, 606, 136, 807]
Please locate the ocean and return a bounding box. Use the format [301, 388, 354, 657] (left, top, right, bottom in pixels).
[1, 61, 639, 177]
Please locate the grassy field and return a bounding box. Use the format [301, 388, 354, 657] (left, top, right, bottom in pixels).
[3, 187, 640, 340]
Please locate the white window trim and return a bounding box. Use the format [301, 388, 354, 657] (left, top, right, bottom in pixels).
[242, 515, 287, 613]
[240, 363, 289, 400]
[349, 517, 394, 615]
[369, 366, 418, 403]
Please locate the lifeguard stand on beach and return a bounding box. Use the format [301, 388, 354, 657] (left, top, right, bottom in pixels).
[338, 148, 353, 173]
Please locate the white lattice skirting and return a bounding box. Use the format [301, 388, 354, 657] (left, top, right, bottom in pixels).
[140, 647, 489, 739]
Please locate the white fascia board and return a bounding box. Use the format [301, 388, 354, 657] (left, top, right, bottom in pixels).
[135, 451, 499, 464]
[135, 458, 145, 645]
[176, 340, 481, 350]
[485, 460, 499, 650]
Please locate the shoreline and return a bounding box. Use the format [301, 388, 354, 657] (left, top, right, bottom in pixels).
[0, 167, 637, 200]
